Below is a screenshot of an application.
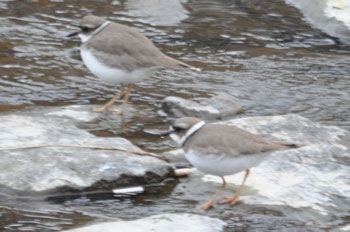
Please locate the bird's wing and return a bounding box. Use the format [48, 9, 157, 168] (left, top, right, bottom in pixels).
[184, 124, 296, 157]
[86, 23, 194, 71]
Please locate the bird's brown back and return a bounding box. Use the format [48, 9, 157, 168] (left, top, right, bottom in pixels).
[84, 22, 193, 71]
[183, 124, 301, 156]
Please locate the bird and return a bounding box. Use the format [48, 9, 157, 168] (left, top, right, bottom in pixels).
[67, 15, 198, 114]
[166, 117, 302, 211]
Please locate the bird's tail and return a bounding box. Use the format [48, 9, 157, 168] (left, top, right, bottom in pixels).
[163, 55, 201, 71]
[279, 142, 306, 149]
[178, 62, 201, 71]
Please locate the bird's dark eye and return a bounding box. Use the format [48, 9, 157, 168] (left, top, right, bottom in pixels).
[173, 126, 182, 132]
[80, 26, 90, 32]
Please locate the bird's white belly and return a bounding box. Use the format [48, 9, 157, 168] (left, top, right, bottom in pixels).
[80, 49, 158, 85]
[185, 150, 269, 177]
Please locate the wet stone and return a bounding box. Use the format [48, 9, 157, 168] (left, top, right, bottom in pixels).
[161, 93, 243, 120]
[0, 105, 174, 193]
[63, 213, 226, 232]
[287, 0, 350, 44]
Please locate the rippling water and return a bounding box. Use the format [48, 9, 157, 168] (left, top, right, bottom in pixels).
[0, 0, 349, 231]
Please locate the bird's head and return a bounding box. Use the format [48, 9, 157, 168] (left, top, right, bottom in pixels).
[67, 15, 108, 42]
[163, 117, 205, 146]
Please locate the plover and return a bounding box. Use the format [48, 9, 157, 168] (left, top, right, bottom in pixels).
[167, 117, 302, 211]
[68, 15, 198, 114]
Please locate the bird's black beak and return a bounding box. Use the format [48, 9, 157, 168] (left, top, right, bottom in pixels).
[66, 31, 79, 38]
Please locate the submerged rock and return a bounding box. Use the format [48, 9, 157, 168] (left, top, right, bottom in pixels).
[63, 213, 226, 232]
[161, 93, 243, 120]
[0, 105, 173, 193]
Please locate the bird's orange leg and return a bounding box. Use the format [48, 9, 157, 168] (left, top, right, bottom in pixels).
[111, 83, 134, 115]
[201, 177, 227, 211]
[219, 169, 250, 205]
[92, 89, 124, 113]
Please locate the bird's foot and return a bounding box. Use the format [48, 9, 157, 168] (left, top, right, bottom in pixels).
[110, 108, 124, 115]
[218, 196, 239, 205]
[92, 106, 109, 113]
[200, 200, 214, 211]
[92, 107, 124, 114]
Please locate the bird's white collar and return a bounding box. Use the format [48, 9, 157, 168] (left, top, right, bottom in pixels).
[79, 20, 111, 43]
